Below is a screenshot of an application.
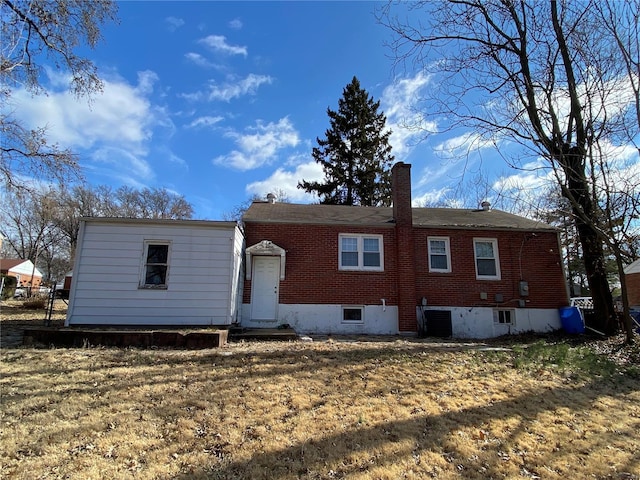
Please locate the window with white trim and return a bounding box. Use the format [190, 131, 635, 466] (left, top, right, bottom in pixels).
[342, 306, 364, 324]
[494, 309, 515, 325]
[474, 238, 501, 280]
[141, 241, 170, 288]
[339, 234, 383, 271]
[428, 236, 451, 273]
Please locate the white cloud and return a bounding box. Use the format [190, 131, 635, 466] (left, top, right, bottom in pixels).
[165, 16, 185, 32]
[381, 71, 437, 159]
[491, 160, 552, 194]
[12, 72, 162, 156]
[208, 74, 273, 102]
[214, 117, 300, 170]
[188, 116, 224, 129]
[9, 70, 173, 187]
[433, 132, 496, 159]
[199, 35, 247, 57]
[246, 161, 323, 202]
[412, 187, 456, 207]
[90, 147, 153, 185]
[491, 141, 639, 200]
[135, 70, 158, 95]
[185, 52, 220, 69]
[229, 18, 243, 30]
[178, 91, 204, 102]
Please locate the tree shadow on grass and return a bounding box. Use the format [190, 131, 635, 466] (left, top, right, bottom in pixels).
[172, 375, 640, 480]
[3, 340, 639, 479]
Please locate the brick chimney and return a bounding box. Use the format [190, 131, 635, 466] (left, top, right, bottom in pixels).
[392, 162, 412, 226]
[391, 162, 417, 334]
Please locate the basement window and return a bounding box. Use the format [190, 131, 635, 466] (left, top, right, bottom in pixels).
[494, 309, 515, 325]
[342, 306, 364, 324]
[141, 241, 170, 288]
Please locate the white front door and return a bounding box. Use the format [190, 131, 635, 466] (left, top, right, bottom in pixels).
[251, 256, 280, 321]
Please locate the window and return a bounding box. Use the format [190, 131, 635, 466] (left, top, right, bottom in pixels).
[342, 306, 364, 324]
[494, 309, 515, 325]
[428, 237, 451, 273]
[141, 241, 170, 288]
[474, 238, 501, 280]
[339, 234, 383, 271]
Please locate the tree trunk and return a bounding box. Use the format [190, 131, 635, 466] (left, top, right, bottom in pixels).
[615, 253, 635, 344]
[576, 220, 617, 334]
[564, 153, 617, 335]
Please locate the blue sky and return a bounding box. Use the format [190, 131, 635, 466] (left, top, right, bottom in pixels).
[12, 1, 637, 220]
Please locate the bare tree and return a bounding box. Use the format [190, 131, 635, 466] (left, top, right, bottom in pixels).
[52, 184, 112, 262]
[224, 189, 292, 222]
[380, 0, 639, 339]
[596, 0, 640, 137]
[1, 0, 118, 191]
[51, 184, 194, 262]
[0, 188, 63, 288]
[112, 186, 194, 220]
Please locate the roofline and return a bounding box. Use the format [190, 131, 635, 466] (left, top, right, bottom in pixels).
[243, 218, 556, 232]
[242, 218, 396, 227]
[413, 224, 558, 232]
[80, 217, 240, 229]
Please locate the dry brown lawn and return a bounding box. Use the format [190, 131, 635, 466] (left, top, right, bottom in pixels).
[1, 300, 639, 480]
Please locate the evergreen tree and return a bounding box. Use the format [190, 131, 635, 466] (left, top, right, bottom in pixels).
[298, 76, 394, 206]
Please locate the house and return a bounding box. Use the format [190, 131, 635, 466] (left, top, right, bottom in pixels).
[625, 259, 640, 309]
[0, 258, 43, 288]
[241, 162, 569, 338]
[65, 218, 244, 326]
[65, 163, 569, 338]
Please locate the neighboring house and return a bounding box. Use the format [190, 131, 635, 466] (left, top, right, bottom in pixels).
[0, 258, 43, 288]
[65, 218, 244, 326]
[241, 162, 569, 338]
[625, 259, 640, 309]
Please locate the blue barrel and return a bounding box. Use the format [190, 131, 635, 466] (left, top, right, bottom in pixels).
[559, 306, 585, 334]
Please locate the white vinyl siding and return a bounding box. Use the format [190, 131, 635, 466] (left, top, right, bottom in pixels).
[339, 234, 383, 271]
[67, 220, 243, 326]
[474, 238, 501, 280]
[428, 237, 451, 273]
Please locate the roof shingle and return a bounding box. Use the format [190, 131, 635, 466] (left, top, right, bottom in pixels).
[243, 202, 555, 231]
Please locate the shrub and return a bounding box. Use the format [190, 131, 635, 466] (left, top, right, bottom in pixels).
[23, 296, 47, 310]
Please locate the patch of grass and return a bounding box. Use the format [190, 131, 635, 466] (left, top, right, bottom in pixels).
[1, 338, 639, 480]
[508, 340, 619, 378]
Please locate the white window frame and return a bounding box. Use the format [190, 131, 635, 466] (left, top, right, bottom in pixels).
[494, 309, 515, 325]
[473, 238, 501, 280]
[342, 306, 364, 324]
[338, 234, 384, 271]
[427, 236, 451, 273]
[140, 240, 171, 289]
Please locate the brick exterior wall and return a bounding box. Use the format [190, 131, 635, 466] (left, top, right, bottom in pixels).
[413, 228, 568, 310]
[243, 223, 568, 326]
[627, 273, 640, 308]
[243, 162, 568, 333]
[243, 224, 399, 306]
